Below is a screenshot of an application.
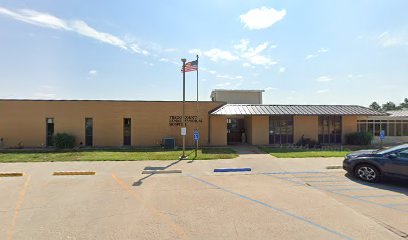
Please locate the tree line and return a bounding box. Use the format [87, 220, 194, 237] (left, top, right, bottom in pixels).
[369, 98, 408, 111]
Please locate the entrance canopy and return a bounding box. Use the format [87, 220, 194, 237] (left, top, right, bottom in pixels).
[210, 104, 385, 116]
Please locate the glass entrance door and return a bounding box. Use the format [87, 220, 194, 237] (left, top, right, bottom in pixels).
[227, 118, 245, 144]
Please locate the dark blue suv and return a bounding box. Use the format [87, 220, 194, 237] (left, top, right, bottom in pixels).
[343, 144, 408, 182]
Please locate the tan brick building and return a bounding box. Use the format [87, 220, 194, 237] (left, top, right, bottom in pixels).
[0, 90, 384, 148]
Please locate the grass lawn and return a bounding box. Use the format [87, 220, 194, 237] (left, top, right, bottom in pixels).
[0, 148, 238, 163]
[259, 146, 351, 158]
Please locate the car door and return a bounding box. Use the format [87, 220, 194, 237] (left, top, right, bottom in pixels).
[385, 149, 408, 179]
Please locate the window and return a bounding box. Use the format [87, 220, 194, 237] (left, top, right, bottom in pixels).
[269, 116, 293, 144]
[357, 120, 408, 137]
[396, 121, 402, 136]
[399, 149, 408, 159]
[388, 121, 396, 136]
[404, 122, 408, 136]
[123, 118, 131, 146]
[374, 122, 381, 136]
[46, 118, 54, 147]
[318, 116, 342, 144]
[357, 120, 367, 132]
[85, 118, 93, 146]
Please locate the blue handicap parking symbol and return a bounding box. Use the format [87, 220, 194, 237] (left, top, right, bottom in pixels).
[194, 130, 199, 141]
[380, 130, 385, 140]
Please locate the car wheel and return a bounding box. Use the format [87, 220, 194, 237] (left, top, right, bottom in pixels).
[354, 164, 380, 182]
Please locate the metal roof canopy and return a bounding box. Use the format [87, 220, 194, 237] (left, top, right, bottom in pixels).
[210, 104, 386, 116]
[387, 110, 408, 117]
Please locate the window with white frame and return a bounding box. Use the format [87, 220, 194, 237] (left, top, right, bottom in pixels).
[357, 120, 408, 136]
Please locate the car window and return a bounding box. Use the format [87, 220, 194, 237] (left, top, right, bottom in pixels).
[376, 144, 408, 155]
[399, 149, 408, 159]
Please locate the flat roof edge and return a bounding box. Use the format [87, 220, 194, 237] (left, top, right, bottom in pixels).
[0, 99, 225, 103]
[210, 113, 387, 116]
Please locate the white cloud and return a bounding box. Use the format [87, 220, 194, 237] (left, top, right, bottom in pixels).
[70, 20, 127, 49]
[143, 62, 154, 67]
[240, 7, 286, 30]
[159, 58, 169, 62]
[318, 48, 329, 53]
[194, 40, 276, 67]
[242, 62, 255, 68]
[216, 74, 243, 80]
[241, 42, 277, 66]
[306, 54, 317, 60]
[129, 43, 149, 55]
[377, 31, 408, 47]
[242, 63, 250, 67]
[279, 67, 285, 73]
[216, 82, 232, 87]
[0, 7, 69, 30]
[87, 69, 97, 80]
[316, 76, 332, 82]
[265, 87, 277, 91]
[270, 45, 277, 49]
[0, 7, 153, 54]
[306, 47, 329, 60]
[88, 69, 97, 76]
[233, 39, 249, 52]
[204, 48, 239, 62]
[317, 89, 329, 94]
[347, 74, 363, 79]
[200, 67, 217, 75]
[164, 48, 177, 52]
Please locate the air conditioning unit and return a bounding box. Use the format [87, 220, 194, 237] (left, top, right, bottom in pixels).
[162, 137, 176, 149]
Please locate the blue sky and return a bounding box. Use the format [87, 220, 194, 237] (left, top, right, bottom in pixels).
[0, 0, 407, 106]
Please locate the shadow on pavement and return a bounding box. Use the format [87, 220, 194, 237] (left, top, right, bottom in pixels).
[132, 157, 186, 186]
[344, 172, 408, 196]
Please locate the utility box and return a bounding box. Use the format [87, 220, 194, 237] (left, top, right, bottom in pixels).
[162, 137, 176, 149]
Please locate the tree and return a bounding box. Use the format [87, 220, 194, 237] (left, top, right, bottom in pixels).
[400, 98, 408, 109]
[382, 101, 397, 111]
[369, 101, 381, 111]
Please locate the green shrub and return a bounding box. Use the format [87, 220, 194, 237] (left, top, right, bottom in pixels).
[53, 133, 76, 149]
[296, 138, 319, 147]
[345, 132, 373, 145]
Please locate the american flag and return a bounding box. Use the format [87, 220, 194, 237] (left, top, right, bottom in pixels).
[181, 60, 198, 72]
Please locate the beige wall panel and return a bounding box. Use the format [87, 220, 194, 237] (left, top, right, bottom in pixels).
[342, 115, 358, 144]
[250, 116, 269, 145]
[213, 92, 262, 104]
[294, 116, 318, 142]
[209, 116, 227, 146]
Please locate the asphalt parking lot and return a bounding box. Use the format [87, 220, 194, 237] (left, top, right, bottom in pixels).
[1, 153, 408, 240]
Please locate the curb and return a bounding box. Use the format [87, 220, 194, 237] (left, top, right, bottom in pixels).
[53, 171, 96, 176]
[0, 172, 24, 177]
[214, 168, 252, 173]
[326, 166, 343, 169]
[142, 170, 182, 174]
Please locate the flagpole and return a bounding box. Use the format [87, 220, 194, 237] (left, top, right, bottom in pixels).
[181, 58, 187, 159]
[195, 55, 199, 158]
